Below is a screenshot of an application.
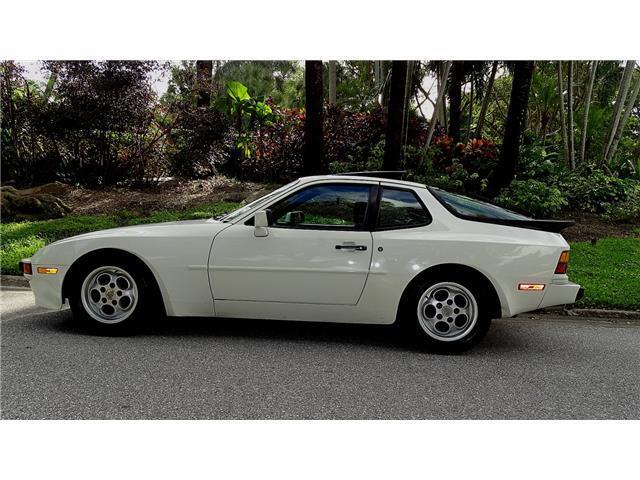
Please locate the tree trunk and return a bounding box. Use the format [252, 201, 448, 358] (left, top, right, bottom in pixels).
[383, 61, 409, 171]
[426, 61, 453, 148]
[195, 60, 213, 107]
[328, 60, 337, 106]
[380, 61, 391, 109]
[486, 61, 535, 197]
[580, 60, 598, 165]
[374, 60, 382, 104]
[578, 61, 598, 164]
[417, 61, 453, 172]
[603, 60, 636, 164]
[303, 60, 324, 175]
[557, 61, 569, 167]
[567, 61, 575, 169]
[43, 72, 57, 102]
[606, 72, 640, 164]
[475, 60, 498, 139]
[448, 61, 465, 142]
[466, 81, 473, 142]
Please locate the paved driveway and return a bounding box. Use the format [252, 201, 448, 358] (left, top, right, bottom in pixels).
[2, 286, 639, 419]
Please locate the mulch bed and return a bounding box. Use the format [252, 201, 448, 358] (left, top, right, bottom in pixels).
[59, 177, 273, 216]
[559, 211, 639, 242]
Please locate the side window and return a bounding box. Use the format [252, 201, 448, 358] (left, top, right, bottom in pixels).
[377, 187, 431, 229]
[269, 184, 371, 229]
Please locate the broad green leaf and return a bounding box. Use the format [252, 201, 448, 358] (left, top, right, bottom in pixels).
[226, 81, 250, 102]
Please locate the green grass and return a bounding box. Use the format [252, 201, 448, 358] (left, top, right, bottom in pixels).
[569, 237, 640, 310]
[0, 202, 238, 275]
[2, 206, 639, 310]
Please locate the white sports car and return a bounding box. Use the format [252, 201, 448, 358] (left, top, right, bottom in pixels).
[21, 172, 583, 351]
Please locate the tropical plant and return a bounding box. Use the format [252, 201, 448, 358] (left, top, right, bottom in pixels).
[218, 80, 274, 158]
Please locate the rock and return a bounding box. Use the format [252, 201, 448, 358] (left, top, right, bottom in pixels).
[0, 183, 72, 221]
[19, 181, 71, 198]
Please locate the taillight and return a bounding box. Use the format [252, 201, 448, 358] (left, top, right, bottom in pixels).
[555, 251, 570, 274]
[20, 261, 32, 275]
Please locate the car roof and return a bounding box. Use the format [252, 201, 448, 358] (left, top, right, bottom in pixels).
[298, 175, 428, 189]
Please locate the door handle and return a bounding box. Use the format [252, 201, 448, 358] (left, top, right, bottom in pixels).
[335, 244, 368, 251]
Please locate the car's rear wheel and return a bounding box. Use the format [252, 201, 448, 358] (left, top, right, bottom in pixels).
[70, 260, 149, 332]
[403, 278, 492, 352]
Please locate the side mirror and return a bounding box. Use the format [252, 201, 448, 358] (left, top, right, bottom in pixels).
[254, 210, 269, 237]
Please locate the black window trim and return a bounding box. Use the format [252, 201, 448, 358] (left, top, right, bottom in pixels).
[246, 182, 376, 232]
[372, 185, 433, 231]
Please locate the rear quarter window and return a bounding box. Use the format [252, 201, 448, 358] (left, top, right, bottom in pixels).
[429, 187, 530, 220]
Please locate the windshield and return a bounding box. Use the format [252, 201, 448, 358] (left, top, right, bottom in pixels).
[429, 187, 530, 220]
[219, 180, 300, 222]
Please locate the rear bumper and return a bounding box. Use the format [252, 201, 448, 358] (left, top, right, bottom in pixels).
[538, 281, 583, 309]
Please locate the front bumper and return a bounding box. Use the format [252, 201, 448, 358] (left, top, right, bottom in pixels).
[20, 258, 67, 310]
[538, 281, 583, 309]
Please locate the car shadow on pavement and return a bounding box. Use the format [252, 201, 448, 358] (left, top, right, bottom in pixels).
[28, 309, 528, 355]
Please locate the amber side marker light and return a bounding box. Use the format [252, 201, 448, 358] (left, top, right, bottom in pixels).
[555, 250, 570, 274]
[518, 284, 546, 291]
[37, 267, 59, 274]
[21, 262, 32, 275]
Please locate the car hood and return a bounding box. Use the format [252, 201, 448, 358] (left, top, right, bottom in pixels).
[51, 218, 226, 245]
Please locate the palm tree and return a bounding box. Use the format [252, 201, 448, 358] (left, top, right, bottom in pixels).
[580, 60, 598, 165]
[448, 61, 465, 142]
[475, 61, 498, 139]
[303, 60, 324, 175]
[383, 61, 409, 171]
[557, 61, 569, 167]
[603, 60, 636, 164]
[416, 61, 452, 171]
[567, 61, 575, 169]
[487, 61, 535, 197]
[328, 61, 337, 105]
[605, 69, 640, 165]
[374, 61, 383, 104]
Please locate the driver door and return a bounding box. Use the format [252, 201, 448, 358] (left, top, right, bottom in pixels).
[210, 182, 375, 305]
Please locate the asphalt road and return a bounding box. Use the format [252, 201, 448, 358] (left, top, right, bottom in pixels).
[2, 286, 639, 419]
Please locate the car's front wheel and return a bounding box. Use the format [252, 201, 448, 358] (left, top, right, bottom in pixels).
[70, 261, 148, 332]
[404, 278, 492, 352]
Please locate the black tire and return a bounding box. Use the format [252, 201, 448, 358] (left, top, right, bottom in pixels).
[69, 256, 155, 334]
[400, 275, 493, 353]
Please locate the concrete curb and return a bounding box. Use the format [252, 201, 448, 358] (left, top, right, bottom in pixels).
[566, 308, 640, 320]
[1, 275, 30, 288]
[528, 307, 640, 321]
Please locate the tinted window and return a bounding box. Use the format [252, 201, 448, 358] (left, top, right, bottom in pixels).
[377, 188, 431, 229]
[430, 187, 530, 220]
[270, 184, 370, 228]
